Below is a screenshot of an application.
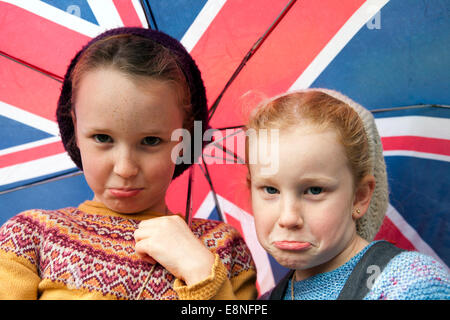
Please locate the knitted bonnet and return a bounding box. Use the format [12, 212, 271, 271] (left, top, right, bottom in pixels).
[56, 27, 208, 179]
[302, 88, 389, 241]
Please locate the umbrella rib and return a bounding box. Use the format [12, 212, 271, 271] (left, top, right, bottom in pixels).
[204, 128, 246, 164]
[184, 166, 194, 226]
[207, 128, 244, 145]
[215, 125, 245, 131]
[0, 51, 63, 83]
[204, 143, 245, 164]
[140, 0, 159, 30]
[197, 158, 226, 222]
[371, 104, 450, 113]
[203, 153, 245, 164]
[0, 170, 83, 195]
[207, 0, 297, 121]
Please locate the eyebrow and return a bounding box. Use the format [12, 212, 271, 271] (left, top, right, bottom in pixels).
[140, 129, 174, 137]
[297, 176, 338, 185]
[81, 127, 113, 134]
[250, 175, 276, 185]
[251, 175, 338, 186]
[83, 127, 167, 135]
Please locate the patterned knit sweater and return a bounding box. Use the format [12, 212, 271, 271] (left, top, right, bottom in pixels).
[0, 201, 257, 300]
[283, 241, 449, 300]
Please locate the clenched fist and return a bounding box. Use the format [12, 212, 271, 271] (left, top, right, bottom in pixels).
[134, 214, 215, 286]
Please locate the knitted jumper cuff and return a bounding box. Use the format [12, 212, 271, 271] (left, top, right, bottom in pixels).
[173, 254, 227, 300]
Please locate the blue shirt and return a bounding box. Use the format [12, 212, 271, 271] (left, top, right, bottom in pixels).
[283, 241, 450, 300]
[283, 242, 375, 300]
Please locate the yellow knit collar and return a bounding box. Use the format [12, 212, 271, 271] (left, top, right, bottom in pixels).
[78, 200, 169, 221]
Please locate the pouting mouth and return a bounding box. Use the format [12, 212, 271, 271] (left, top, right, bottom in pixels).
[273, 241, 312, 251]
[109, 188, 143, 198]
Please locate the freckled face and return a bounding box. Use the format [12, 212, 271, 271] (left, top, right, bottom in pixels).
[73, 67, 183, 214]
[249, 125, 362, 278]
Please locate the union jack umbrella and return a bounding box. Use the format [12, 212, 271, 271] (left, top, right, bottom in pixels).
[1, 0, 449, 296]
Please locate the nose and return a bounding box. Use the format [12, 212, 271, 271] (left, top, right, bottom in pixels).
[277, 196, 303, 229]
[113, 148, 139, 178]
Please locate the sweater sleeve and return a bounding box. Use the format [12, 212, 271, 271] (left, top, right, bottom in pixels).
[173, 254, 257, 300]
[173, 219, 258, 300]
[364, 251, 450, 300]
[0, 211, 42, 299]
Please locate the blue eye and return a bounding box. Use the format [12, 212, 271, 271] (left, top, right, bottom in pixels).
[142, 136, 161, 146]
[306, 187, 323, 195]
[94, 134, 112, 143]
[263, 186, 279, 195]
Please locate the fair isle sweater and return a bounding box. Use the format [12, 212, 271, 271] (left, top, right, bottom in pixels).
[283, 241, 449, 300]
[0, 201, 257, 300]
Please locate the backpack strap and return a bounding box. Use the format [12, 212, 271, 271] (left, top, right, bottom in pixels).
[267, 270, 295, 300]
[337, 241, 405, 300]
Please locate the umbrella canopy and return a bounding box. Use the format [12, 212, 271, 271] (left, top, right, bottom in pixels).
[1, 0, 449, 295]
[166, 0, 450, 291]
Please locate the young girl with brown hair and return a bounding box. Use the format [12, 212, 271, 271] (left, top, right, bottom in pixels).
[0, 27, 257, 300]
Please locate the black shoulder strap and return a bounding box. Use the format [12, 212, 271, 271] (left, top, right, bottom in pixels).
[337, 241, 405, 300]
[268, 270, 295, 300]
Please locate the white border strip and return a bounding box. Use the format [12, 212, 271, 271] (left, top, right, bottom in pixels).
[194, 191, 218, 220]
[0, 136, 61, 157]
[195, 191, 275, 294]
[0, 101, 59, 136]
[383, 150, 450, 163]
[0, 152, 76, 186]
[131, 0, 149, 28]
[289, 0, 389, 90]
[2, 0, 103, 37]
[386, 204, 449, 272]
[87, 0, 123, 30]
[180, 0, 227, 52]
[375, 116, 450, 140]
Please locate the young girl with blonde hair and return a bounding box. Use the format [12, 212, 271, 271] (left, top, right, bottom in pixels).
[247, 88, 449, 299]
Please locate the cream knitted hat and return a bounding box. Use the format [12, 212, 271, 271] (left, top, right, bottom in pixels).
[311, 88, 388, 241]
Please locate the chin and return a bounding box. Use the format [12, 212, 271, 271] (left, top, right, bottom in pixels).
[105, 199, 148, 214]
[266, 247, 306, 270]
[276, 257, 309, 270]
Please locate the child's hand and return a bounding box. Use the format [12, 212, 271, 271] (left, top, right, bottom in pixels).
[134, 215, 215, 286]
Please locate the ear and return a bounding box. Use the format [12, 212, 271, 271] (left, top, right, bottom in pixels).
[71, 109, 79, 147]
[178, 135, 184, 157]
[246, 171, 251, 189]
[352, 174, 376, 219]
